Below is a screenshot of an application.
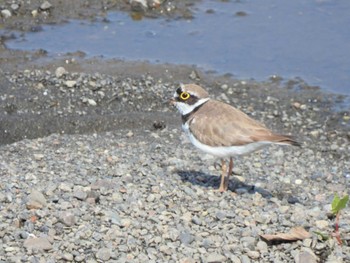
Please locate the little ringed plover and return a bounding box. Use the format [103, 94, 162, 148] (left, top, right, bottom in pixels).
[171, 83, 300, 192]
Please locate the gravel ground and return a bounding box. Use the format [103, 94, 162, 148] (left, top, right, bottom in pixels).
[0, 68, 349, 262]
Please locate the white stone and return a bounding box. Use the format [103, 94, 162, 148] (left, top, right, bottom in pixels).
[295, 179, 303, 185]
[315, 220, 329, 229]
[87, 99, 97, 106]
[55, 67, 66, 78]
[65, 80, 76, 88]
[40, 1, 52, 10]
[31, 10, 38, 17]
[1, 9, 12, 18]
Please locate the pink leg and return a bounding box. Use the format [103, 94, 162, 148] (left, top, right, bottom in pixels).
[218, 159, 227, 192]
[224, 157, 234, 191]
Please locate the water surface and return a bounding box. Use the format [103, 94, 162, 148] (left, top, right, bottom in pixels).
[4, 0, 350, 95]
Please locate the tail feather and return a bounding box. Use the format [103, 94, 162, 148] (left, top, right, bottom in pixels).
[277, 135, 301, 147]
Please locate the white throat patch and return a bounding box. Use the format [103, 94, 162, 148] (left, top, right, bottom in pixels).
[175, 98, 210, 115]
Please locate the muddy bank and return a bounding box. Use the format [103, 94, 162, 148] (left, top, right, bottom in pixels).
[0, 53, 349, 146]
[0, 0, 197, 31]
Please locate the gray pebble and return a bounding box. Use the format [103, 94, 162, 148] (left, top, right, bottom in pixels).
[147, 194, 156, 202]
[215, 211, 226, 220]
[294, 250, 317, 263]
[207, 253, 226, 263]
[247, 250, 260, 259]
[241, 236, 256, 249]
[192, 216, 202, 225]
[96, 248, 112, 261]
[241, 254, 251, 263]
[73, 190, 87, 201]
[74, 255, 85, 262]
[55, 67, 66, 78]
[65, 80, 77, 88]
[60, 211, 76, 227]
[229, 255, 242, 263]
[256, 240, 268, 252]
[27, 189, 47, 208]
[40, 1, 52, 10]
[179, 231, 194, 245]
[62, 253, 74, 261]
[23, 237, 52, 251]
[87, 98, 97, 106]
[11, 4, 20, 11]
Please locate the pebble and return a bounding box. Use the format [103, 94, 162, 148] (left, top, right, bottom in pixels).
[294, 250, 318, 263]
[11, 4, 20, 11]
[207, 253, 226, 263]
[191, 216, 202, 225]
[293, 102, 301, 108]
[31, 9, 38, 17]
[330, 144, 338, 151]
[230, 255, 242, 263]
[73, 190, 87, 200]
[179, 231, 194, 245]
[256, 240, 268, 252]
[1, 9, 12, 18]
[62, 253, 74, 261]
[215, 211, 226, 220]
[315, 220, 329, 229]
[74, 255, 85, 262]
[189, 70, 199, 80]
[147, 194, 155, 202]
[310, 130, 320, 138]
[40, 1, 53, 10]
[60, 211, 76, 227]
[65, 80, 77, 88]
[247, 250, 260, 259]
[303, 238, 313, 248]
[34, 153, 45, 160]
[180, 258, 196, 263]
[87, 98, 97, 106]
[96, 248, 112, 261]
[59, 183, 72, 192]
[241, 236, 256, 249]
[126, 130, 134, 138]
[23, 237, 52, 251]
[241, 255, 251, 263]
[130, 0, 148, 10]
[295, 179, 303, 185]
[55, 67, 66, 78]
[27, 189, 47, 209]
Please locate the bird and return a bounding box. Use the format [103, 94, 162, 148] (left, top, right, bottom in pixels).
[170, 83, 300, 192]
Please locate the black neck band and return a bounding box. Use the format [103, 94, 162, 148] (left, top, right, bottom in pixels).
[181, 100, 208, 124]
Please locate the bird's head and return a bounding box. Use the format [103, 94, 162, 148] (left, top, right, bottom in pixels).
[170, 84, 210, 115]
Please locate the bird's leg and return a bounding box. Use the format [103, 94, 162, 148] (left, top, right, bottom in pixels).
[218, 159, 227, 192]
[224, 157, 234, 191]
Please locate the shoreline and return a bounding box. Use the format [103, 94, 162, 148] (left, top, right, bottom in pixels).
[0, 1, 349, 262]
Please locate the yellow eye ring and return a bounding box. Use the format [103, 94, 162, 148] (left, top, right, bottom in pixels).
[180, 92, 190, 100]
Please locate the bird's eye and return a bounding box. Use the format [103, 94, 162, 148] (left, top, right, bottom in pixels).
[180, 92, 190, 100]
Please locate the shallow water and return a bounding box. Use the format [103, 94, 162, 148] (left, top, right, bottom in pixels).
[4, 0, 350, 95]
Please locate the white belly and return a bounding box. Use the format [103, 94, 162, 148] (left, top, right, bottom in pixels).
[182, 123, 272, 157]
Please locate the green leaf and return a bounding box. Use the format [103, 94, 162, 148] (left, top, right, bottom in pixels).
[331, 193, 340, 214]
[331, 194, 349, 215]
[313, 231, 329, 241]
[338, 195, 349, 210]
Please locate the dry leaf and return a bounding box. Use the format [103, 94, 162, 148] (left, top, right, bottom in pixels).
[260, 226, 311, 243]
